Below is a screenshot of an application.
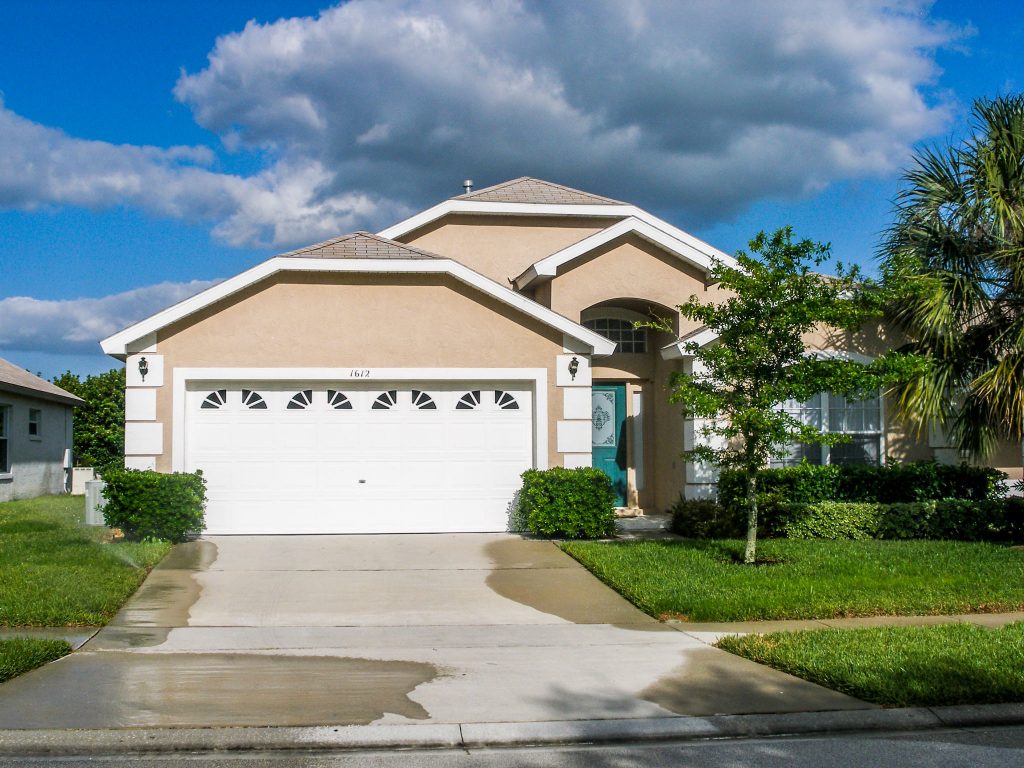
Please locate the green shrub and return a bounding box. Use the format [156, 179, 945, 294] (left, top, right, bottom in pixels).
[669, 497, 745, 538]
[781, 501, 885, 540]
[719, 461, 1006, 513]
[102, 469, 207, 543]
[518, 468, 616, 539]
[779, 498, 1022, 542]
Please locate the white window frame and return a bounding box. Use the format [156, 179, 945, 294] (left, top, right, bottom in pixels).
[28, 408, 42, 441]
[770, 390, 885, 468]
[0, 404, 10, 476]
[580, 307, 650, 354]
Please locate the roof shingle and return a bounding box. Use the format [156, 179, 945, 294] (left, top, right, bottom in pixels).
[452, 177, 626, 205]
[278, 231, 440, 260]
[0, 357, 84, 406]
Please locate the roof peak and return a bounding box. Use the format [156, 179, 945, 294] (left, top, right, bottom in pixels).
[452, 177, 627, 205]
[277, 231, 440, 260]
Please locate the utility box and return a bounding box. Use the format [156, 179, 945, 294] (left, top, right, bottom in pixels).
[71, 467, 96, 495]
[84, 480, 107, 526]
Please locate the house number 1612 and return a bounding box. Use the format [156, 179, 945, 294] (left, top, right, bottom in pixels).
[349, 369, 371, 378]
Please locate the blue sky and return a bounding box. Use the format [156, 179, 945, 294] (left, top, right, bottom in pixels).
[0, 0, 1020, 378]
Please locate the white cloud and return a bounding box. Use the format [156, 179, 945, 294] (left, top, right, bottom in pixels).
[0, 280, 221, 355]
[0, 0, 962, 247]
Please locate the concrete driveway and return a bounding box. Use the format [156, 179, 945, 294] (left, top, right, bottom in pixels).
[0, 534, 871, 728]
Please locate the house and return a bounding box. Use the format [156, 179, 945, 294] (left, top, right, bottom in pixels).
[0, 357, 83, 501]
[99, 177, 1018, 534]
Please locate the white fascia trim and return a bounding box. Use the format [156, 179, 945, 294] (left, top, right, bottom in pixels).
[378, 199, 736, 276]
[515, 217, 730, 290]
[172, 367, 549, 473]
[661, 328, 720, 360]
[101, 257, 615, 357]
[377, 199, 637, 239]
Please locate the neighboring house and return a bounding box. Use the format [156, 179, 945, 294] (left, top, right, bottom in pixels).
[0, 357, 83, 501]
[99, 177, 1018, 534]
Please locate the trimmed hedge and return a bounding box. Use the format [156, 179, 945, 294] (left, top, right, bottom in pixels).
[670, 495, 1024, 543]
[519, 467, 617, 539]
[102, 469, 207, 543]
[781, 499, 1023, 542]
[718, 461, 1006, 512]
[669, 498, 744, 539]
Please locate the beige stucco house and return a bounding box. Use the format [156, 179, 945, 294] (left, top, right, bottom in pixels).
[0, 357, 82, 502]
[99, 177, 1015, 534]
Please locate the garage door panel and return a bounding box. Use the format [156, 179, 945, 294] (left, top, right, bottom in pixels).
[186, 382, 535, 534]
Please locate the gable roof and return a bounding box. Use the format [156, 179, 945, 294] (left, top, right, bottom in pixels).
[452, 177, 625, 205]
[101, 233, 616, 358]
[0, 357, 84, 406]
[278, 231, 439, 260]
[513, 216, 733, 289]
[378, 178, 736, 278]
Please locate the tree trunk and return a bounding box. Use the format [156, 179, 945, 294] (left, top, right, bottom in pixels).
[743, 469, 758, 564]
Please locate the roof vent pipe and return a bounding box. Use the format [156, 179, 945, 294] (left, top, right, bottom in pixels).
[463, 179, 474, 194]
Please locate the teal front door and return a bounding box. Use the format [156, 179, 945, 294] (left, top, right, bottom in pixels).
[592, 384, 627, 506]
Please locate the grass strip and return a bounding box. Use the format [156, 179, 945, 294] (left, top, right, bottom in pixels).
[561, 538, 1024, 621]
[0, 638, 72, 684]
[717, 622, 1024, 707]
[0, 495, 172, 626]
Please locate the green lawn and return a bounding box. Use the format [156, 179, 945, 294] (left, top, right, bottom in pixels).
[718, 622, 1024, 707]
[0, 638, 72, 684]
[0, 495, 171, 626]
[560, 539, 1024, 621]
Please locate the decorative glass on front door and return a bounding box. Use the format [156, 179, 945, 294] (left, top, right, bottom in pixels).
[592, 384, 627, 506]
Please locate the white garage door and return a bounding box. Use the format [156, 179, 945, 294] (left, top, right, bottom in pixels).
[184, 382, 534, 534]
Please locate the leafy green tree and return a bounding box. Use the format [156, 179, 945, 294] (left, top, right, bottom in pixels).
[52, 368, 125, 475]
[660, 227, 920, 563]
[881, 94, 1024, 457]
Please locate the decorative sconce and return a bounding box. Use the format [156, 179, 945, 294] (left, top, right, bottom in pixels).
[568, 356, 579, 381]
[138, 356, 149, 382]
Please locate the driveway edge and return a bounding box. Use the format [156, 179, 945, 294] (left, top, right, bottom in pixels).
[1, 704, 1023, 755]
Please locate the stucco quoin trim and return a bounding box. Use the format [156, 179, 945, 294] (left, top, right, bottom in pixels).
[100, 258, 615, 358]
[171, 367, 549, 474]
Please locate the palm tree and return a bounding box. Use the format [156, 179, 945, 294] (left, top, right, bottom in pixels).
[881, 94, 1024, 457]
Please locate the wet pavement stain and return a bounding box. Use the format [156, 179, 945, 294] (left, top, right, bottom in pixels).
[110, 573, 202, 628]
[84, 626, 171, 650]
[638, 652, 872, 716]
[484, 539, 664, 627]
[156, 540, 219, 571]
[0, 653, 439, 728]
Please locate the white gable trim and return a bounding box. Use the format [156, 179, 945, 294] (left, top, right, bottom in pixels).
[377, 200, 636, 240]
[513, 216, 733, 290]
[378, 200, 736, 283]
[101, 258, 616, 357]
[661, 328, 720, 360]
[661, 331, 878, 364]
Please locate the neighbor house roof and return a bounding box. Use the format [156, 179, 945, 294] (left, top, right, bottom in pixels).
[101, 233, 616, 358]
[452, 177, 625, 205]
[278, 231, 439, 260]
[0, 357, 84, 406]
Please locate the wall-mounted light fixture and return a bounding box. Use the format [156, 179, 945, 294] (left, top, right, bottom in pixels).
[568, 356, 579, 382]
[138, 356, 149, 382]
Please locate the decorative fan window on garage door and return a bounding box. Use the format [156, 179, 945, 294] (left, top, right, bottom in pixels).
[241, 389, 268, 409]
[200, 390, 228, 410]
[412, 390, 437, 409]
[456, 390, 481, 410]
[327, 390, 353, 410]
[372, 390, 398, 410]
[287, 390, 313, 410]
[494, 391, 519, 410]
